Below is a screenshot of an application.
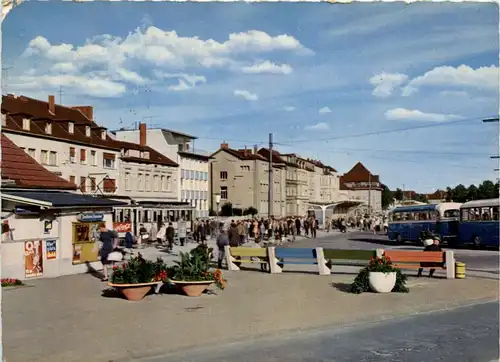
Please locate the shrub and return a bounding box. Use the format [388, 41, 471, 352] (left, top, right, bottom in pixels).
[110, 253, 168, 285]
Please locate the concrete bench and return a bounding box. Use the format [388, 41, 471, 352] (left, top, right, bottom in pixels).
[225, 246, 275, 272]
[323, 249, 380, 270]
[383, 250, 455, 279]
[273, 247, 330, 275]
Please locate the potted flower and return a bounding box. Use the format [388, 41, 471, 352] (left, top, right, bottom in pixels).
[349, 256, 409, 294]
[2, 278, 23, 287]
[167, 246, 226, 297]
[108, 253, 168, 301]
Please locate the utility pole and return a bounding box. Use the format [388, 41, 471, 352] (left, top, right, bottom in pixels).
[402, 184, 405, 203]
[58, 86, 64, 104]
[368, 173, 371, 215]
[268, 133, 273, 218]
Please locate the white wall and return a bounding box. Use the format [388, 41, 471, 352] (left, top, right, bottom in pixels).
[4, 132, 120, 193]
[180, 157, 209, 218]
[348, 189, 383, 211]
[2, 207, 113, 280]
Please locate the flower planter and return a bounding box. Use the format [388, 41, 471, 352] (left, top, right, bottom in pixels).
[108, 281, 162, 301]
[171, 280, 214, 297]
[369, 271, 396, 293]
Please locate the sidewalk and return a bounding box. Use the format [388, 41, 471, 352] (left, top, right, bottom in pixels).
[2, 266, 498, 362]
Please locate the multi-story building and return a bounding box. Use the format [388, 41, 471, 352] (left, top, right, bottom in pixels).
[340, 162, 383, 212]
[209, 143, 286, 217]
[2, 94, 189, 234]
[114, 127, 211, 218]
[280, 153, 313, 216]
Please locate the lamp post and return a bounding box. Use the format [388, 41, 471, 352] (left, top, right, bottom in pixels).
[215, 193, 221, 220]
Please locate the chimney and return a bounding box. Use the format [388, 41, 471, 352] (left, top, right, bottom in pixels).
[48, 95, 55, 114]
[139, 123, 147, 146]
[71, 106, 93, 121]
[220, 142, 229, 149]
[253, 144, 258, 154]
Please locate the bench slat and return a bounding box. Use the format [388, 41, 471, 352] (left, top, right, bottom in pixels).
[394, 263, 446, 270]
[384, 251, 445, 263]
[234, 258, 268, 264]
[324, 249, 376, 261]
[278, 261, 318, 265]
[231, 247, 267, 258]
[275, 248, 316, 259]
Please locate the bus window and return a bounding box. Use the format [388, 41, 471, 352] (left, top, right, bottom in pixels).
[481, 207, 492, 221]
[420, 212, 428, 220]
[443, 210, 459, 218]
[493, 207, 499, 221]
[429, 211, 437, 221]
[406, 212, 414, 221]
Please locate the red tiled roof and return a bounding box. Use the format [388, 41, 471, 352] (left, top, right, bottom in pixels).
[257, 148, 286, 164]
[211, 147, 265, 161]
[1, 134, 77, 190]
[341, 162, 380, 183]
[2, 94, 178, 167]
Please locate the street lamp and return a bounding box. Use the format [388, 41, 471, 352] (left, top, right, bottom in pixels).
[214, 193, 221, 219]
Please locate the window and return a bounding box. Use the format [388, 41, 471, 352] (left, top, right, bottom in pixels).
[90, 177, 96, 191]
[69, 147, 76, 163]
[125, 172, 131, 191]
[195, 171, 200, 180]
[161, 175, 166, 191]
[103, 153, 115, 169]
[1, 114, 6, 127]
[220, 186, 228, 200]
[49, 151, 57, 166]
[70, 175, 76, 185]
[22, 118, 30, 130]
[80, 177, 86, 192]
[45, 122, 52, 134]
[27, 148, 36, 159]
[103, 178, 116, 193]
[40, 150, 49, 165]
[90, 151, 97, 166]
[68, 122, 74, 134]
[80, 149, 86, 164]
[220, 171, 228, 180]
[145, 173, 150, 191]
[190, 170, 195, 179]
[85, 126, 91, 137]
[443, 209, 460, 218]
[153, 175, 159, 191]
[138, 173, 143, 190]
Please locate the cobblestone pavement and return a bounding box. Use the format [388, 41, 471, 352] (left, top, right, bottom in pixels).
[3, 265, 498, 362]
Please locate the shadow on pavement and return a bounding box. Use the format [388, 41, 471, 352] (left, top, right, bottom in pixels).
[331, 282, 352, 293]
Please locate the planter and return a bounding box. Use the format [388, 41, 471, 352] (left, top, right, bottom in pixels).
[369, 272, 396, 293]
[108, 281, 162, 301]
[171, 280, 214, 297]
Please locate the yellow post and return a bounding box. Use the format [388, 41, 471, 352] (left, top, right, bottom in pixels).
[455, 262, 466, 279]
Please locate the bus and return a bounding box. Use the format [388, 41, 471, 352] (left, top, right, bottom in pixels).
[458, 199, 499, 248]
[388, 203, 462, 244]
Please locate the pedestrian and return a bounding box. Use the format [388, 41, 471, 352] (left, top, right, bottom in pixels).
[418, 236, 442, 278]
[216, 228, 229, 269]
[99, 224, 118, 282]
[166, 222, 175, 252]
[178, 218, 187, 246]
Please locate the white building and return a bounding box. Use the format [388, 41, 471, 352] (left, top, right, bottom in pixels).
[114, 127, 211, 218]
[2, 94, 191, 234]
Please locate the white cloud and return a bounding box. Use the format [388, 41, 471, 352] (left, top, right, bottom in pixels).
[402, 64, 499, 96]
[233, 89, 258, 101]
[241, 61, 293, 75]
[318, 107, 332, 114]
[305, 122, 329, 130]
[283, 106, 296, 112]
[154, 71, 207, 91]
[369, 72, 408, 98]
[385, 108, 463, 122]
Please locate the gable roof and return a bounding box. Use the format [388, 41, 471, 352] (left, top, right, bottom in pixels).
[211, 146, 265, 161]
[257, 148, 286, 164]
[1, 134, 77, 190]
[341, 162, 380, 183]
[2, 94, 178, 167]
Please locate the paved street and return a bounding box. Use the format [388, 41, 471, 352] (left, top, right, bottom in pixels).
[145, 301, 499, 362]
[286, 230, 500, 278]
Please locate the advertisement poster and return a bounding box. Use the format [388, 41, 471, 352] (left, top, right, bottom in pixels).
[113, 222, 132, 234]
[73, 244, 82, 263]
[46, 240, 57, 260]
[24, 240, 43, 278]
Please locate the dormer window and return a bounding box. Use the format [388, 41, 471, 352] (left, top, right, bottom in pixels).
[85, 126, 91, 137]
[45, 122, 52, 134]
[22, 118, 30, 131]
[1, 114, 6, 127]
[68, 122, 74, 134]
[101, 130, 106, 140]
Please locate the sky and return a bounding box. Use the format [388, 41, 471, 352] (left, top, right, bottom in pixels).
[2, 1, 499, 193]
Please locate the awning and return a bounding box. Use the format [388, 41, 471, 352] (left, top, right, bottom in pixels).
[2, 190, 127, 209]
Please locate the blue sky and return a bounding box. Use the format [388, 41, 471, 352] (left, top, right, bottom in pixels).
[3, 2, 499, 192]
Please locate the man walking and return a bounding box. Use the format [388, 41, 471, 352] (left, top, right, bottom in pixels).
[216, 228, 229, 269]
[166, 222, 175, 252]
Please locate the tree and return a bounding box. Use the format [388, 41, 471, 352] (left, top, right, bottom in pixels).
[466, 184, 478, 201]
[394, 188, 403, 201]
[381, 184, 393, 210]
[478, 180, 496, 200]
[243, 206, 258, 216]
[445, 187, 454, 202]
[208, 208, 216, 216]
[220, 202, 233, 217]
[452, 184, 468, 203]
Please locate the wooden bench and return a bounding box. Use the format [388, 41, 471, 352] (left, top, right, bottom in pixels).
[225, 246, 273, 272]
[383, 250, 455, 279]
[323, 249, 379, 270]
[273, 247, 330, 275]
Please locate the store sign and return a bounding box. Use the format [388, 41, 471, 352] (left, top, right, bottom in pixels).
[46, 240, 57, 260]
[113, 222, 132, 233]
[78, 213, 104, 222]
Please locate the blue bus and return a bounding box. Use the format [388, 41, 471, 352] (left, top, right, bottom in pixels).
[458, 199, 500, 248]
[388, 203, 462, 244]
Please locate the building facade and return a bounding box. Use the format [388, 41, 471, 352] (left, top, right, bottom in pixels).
[280, 153, 312, 216]
[340, 162, 383, 212]
[114, 127, 211, 218]
[209, 144, 286, 217]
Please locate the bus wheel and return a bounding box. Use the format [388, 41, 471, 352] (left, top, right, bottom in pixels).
[395, 234, 402, 244]
[473, 236, 482, 249]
